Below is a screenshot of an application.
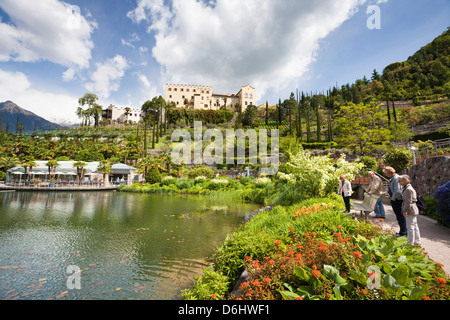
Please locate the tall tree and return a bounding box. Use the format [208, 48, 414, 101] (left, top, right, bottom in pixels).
[334, 101, 392, 155]
[78, 93, 100, 127]
[265, 101, 269, 126]
[296, 90, 303, 142]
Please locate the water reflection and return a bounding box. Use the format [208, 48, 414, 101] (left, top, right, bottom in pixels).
[0, 191, 259, 300]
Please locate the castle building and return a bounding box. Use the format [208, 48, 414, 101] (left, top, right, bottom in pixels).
[165, 84, 255, 111]
[102, 105, 143, 124]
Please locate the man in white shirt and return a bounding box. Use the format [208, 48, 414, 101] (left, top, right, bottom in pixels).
[338, 175, 352, 213]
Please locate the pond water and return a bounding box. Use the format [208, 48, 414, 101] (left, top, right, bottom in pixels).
[0, 191, 259, 300]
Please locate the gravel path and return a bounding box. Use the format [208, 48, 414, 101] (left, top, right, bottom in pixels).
[352, 199, 450, 277]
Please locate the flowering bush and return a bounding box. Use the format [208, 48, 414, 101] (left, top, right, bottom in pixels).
[186, 199, 449, 301]
[275, 152, 363, 205]
[434, 181, 450, 227]
[254, 177, 272, 186]
[234, 229, 450, 300]
[293, 203, 335, 218]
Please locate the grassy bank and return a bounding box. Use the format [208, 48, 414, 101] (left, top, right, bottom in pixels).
[182, 197, 449, 300]
[118, 176, 272, 204]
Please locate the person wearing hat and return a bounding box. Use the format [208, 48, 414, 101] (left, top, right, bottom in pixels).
[366, 171, 386, 219]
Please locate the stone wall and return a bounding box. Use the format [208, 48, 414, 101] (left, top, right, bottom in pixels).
[405, 156, 450, 197]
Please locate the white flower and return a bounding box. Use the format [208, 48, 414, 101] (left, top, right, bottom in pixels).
[254, 177, 271, 185]
[211, 178, 229, 184]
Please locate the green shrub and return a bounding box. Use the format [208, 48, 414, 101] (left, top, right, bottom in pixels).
[382, 148, 413, 172]
[175, 179, 195, 190]
[357, 156, 378, 172]
[181, 268, 230, 300]
[186, 165, 215, 179]
[146, 168, 162, 184]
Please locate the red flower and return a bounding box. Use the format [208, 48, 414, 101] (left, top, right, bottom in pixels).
[273, 240, 282, 247]
[312, 270, 321, 278]
[353, 251, 363, 260]
[435, 277, 447, 284]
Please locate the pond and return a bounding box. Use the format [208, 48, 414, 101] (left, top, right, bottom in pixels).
[0, 191, 260, 300]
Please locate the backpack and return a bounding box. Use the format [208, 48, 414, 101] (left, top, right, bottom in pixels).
[416, 195, 427, 212]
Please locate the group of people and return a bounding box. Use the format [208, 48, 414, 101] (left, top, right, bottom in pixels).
[337, 166, 421, 246]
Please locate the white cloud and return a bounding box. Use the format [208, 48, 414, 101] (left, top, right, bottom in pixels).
[121, 32, 141, 48]
[62, 68, 77, 82]
[85, 55, 129, 99]
[128, 0, 368, 100]
[0, 69, 79, 124]
[0, 0, 96, 69]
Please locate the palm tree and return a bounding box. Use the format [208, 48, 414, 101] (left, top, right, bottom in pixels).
[23, 159, 38, 182]
[97, 160, 112, 186]
[124, 107, 131, 124]
[45, 159, 60, 180]
[73, 161, 88, 185]
[0, 156, 19, 171]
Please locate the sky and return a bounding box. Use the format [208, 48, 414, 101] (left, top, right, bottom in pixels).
[0, 0, 448, 125]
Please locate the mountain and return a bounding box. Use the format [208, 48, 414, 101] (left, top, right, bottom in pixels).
[0, 100, 62, 133]
[380, 28, 450, 99]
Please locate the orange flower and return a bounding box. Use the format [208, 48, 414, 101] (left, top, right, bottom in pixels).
[295, 296, 303, 300]
[435, 277, 447, 284]
[422, 296, 430, 300]
[312, 270, 321, 278]
[337, 225, 343, 229]
[239, 282, 249, 290]
[251, 279, 260, 287]
[353, 251, 363, 260]
[211, 294, 217, 299]
[360, 289, 367, 295]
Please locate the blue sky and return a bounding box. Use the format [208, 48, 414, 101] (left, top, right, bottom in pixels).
[0, 0, 448, 124]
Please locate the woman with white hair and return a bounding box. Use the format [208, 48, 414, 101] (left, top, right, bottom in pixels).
[398, 175, 421, 246]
